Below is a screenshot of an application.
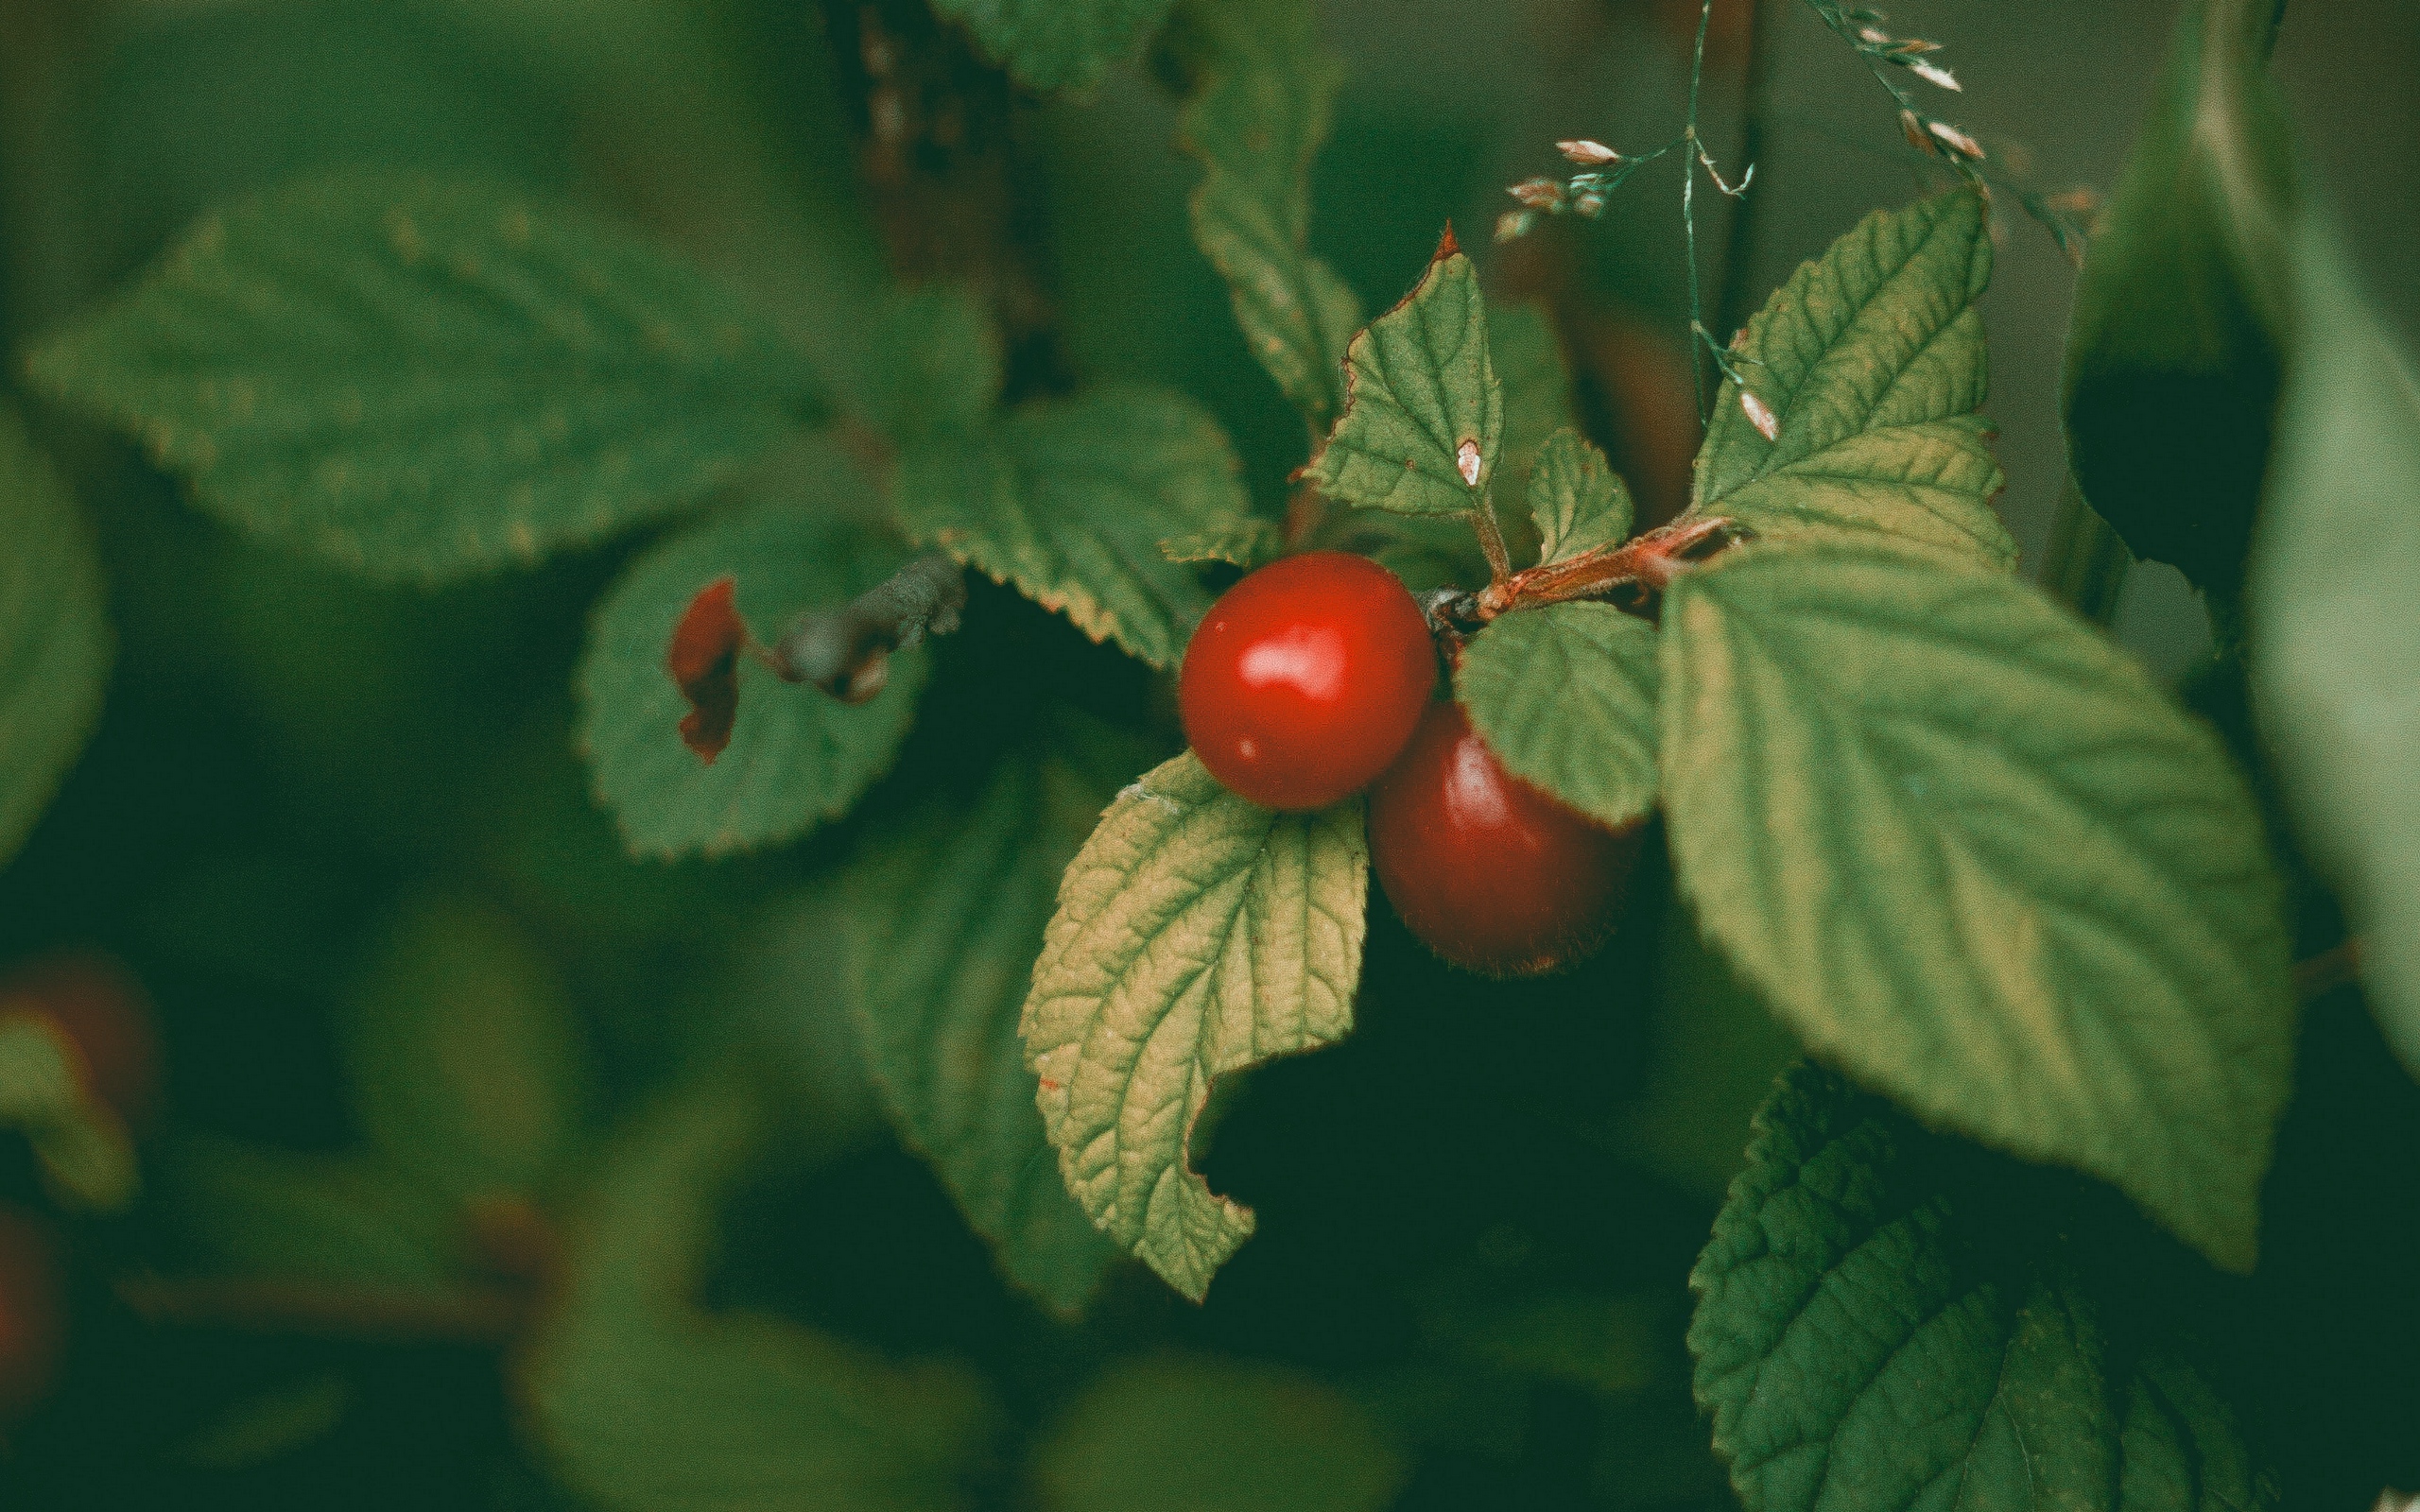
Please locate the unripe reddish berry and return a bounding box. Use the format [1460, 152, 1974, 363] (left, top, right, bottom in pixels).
[1368, 699, 1642, 976]
[0, 952, 162, 1133]
[1180, 552, 1436, 812]
[0, 1207, 62, 1421]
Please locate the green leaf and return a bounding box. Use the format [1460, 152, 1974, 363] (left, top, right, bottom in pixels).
[26, 176, 817, 580]
[860, 284, 1002, 444]
[930, 0, 1176, 92]
[521, 1080, 997, 1512]
[1032, 1353, 1405, 1512]
[579, 491, 928, 859]
[2063, 0, 2292, 599]
[1690, 1064, 2275, 1512]
[843, 736, 1132, 1316]
[0, 1011, 138, 1211]
[1455, 604, 1657, 831]
[1022, 751, 1366, 1299]
[1691, 192, 2014, 571]
[1660, 542, 2294, 1271]
[2252, 218, 2420, 1076]
[162, 1139, 459, 1293]
[0, 409, 110, 869]
[342, 895, 592, 1205]
[893, 387, 1251, 669]
[1528, 429, 1634, 565]
[1172, 0, 1360, 430]
[1303, 235, 1502, 518]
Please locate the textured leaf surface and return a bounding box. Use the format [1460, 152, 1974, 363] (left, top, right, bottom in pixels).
[1022, 752, 1366, 1299]
[2253, 220, 2420, 1075]
[2064, 0, 2292, 597]
[342, 895, 592, 1204]
[1303, 236, 1502, 517]
[845, 741, 1129, 1315]
[1456, 604, 1657, 830]
[579, 494, 928, 858]
[930, 0, 1176, 92]
[522, 1083, 997, 1512]
[1174, 0, 1359, 430]
[1691, 1064, 2274, 1512]
[1661, 543, 2294, 1270]
[1032, 1353, 1404, 1512]
[860, 284, 1002, 444]
[1691, 193, 2013, 569]
[0, 411, 110, 868]
[26, 177, 816, 579]
[894, 387, 1250, 669]
[1528, 429, 1634, 565]
[1160, 517, 1281, 571]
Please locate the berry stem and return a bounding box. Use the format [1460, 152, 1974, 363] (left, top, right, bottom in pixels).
[1464, 514, 1741, 623]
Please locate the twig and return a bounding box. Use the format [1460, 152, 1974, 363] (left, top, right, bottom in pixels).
[2292, 937, 2363, 1004]
[771, 551, 967, 701]
[1711, 0, 1773, 348]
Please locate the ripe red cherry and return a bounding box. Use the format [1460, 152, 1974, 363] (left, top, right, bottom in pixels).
[1181, 552, 1437, 811]
[1369, 699, 1643, 976]
[0, 953, 162, 1133]
[0, 1207, 62, 1420]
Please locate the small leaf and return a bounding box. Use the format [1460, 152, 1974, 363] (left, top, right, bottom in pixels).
[1303, 230, 1503, 518]
[930, 0, 1178, 92]
[1022, 751, 1366, 1299]
[861, 284, 1003, 444]
[579, 491, 928, 859]
[893, 386, 1252, 670]
[843, 733, 1136, 1316]
[667, 576, 748, 761]
[1456, 604, 1657, 831]
[0, 1011, 138, 1211]
[1691, 1064, 2276, 1512]
[2064, 0, 2293, 599]
[1528, 429, 1634, 565]
[341, 895, 593, 1205]
[1691, 191, 2014, 570]
[1160, 517, 1282, 570]
[1661, 542, 2294, 1271]
[521, 1079, 998, 1512]
[2252, 218, 2420, 1076]
[1031, 1353, 1405, 1512]
[25, 176, 818, 580]
[0, 408, 111, 869]
[161, 1139, 459, 1293]
[1172, 0, 1361, 429]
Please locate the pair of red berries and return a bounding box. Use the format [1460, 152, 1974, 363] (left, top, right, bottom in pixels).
[1180, 552, 1640, 976]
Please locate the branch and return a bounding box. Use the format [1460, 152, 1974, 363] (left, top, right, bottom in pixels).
[770, 551, 967, 702]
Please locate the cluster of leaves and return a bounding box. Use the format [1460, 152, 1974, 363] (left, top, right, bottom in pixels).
[1, 0, 2411, 1503]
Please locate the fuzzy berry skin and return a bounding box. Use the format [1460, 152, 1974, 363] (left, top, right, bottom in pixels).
[1369, 699, 1641, 976]
[0, 953, 161, 1133]
[1180, 552, 1437, 812]
[0, 1207, 62, 1420]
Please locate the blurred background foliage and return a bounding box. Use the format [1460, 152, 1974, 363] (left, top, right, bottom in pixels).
[0, 0, 2413, 1507]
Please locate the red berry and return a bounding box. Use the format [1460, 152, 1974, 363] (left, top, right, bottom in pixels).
[1180, 553, 1437, 811]
[0, 953, 162, 1133]
[0, 1207, 62, 1420]
[1368, 699, 1642, 976]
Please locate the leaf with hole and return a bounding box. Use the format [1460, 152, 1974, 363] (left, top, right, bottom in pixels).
[579, 490, 928, 859]
[26, 177, 819, 580]
[1022, 751, 1366, 1299]
[1661, 542, 2294, 1271]
[1691, 191, 2013, 570]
